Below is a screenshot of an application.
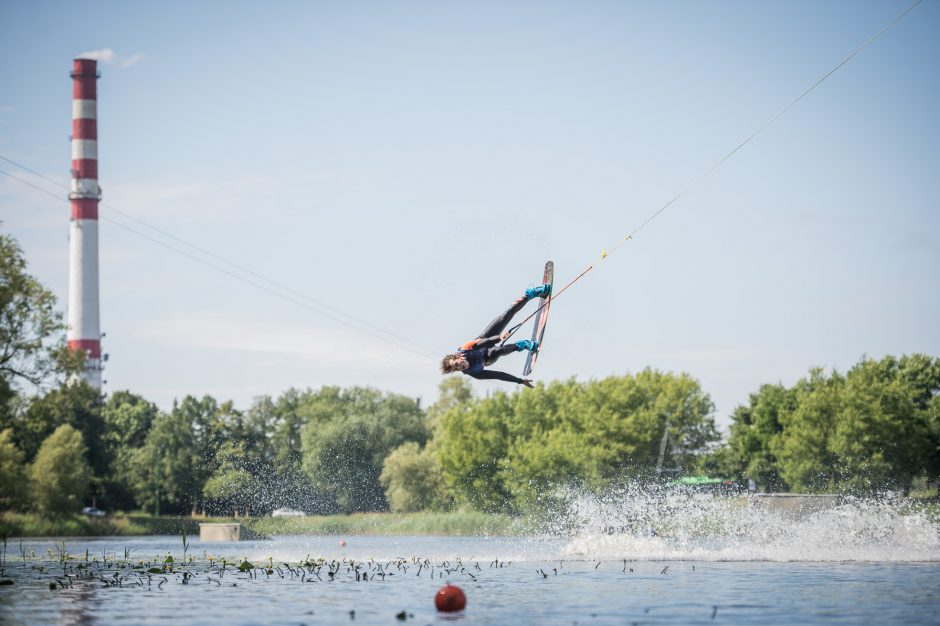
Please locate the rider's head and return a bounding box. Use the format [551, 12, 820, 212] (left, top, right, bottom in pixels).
[440, 354, 469, 374]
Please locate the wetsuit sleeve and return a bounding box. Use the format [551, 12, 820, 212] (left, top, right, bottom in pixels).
[465, 369, 526, 385]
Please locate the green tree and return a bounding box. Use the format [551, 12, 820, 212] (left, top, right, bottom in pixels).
[688, 443, 738, 480]
[304, 417, 380, 512]
[426, 377, 474, 434]
[155, 395, 251, 514]
[0, 233, 85, 460]
[437, 371, 719, 513]
[241, 395, 276, 468]
[271, 389, 307, 468]
[263, 389, 325, 512]
[0, 428, 29, 510]
[927, 393, 940, 496]
[829, 357, 928, 493]
[4, 383, 109, 508]
[747, 356, 940, 495]
[437, 391, 514, 512]
[203, 468, 259, 516]
[103, 391, 158, 451]
[381, 378, 475, 512]
[500, 423, 593, 512]
[895, 354, 940, 493]
[507, 371, 717, 511]
[175, 395, 225, 504]
[30, 424, 90, 514]
[129, 411, 197, 515]
[498, 378, 596, 511]
[771, 368, 843, 492]
[0, 232, 69, 401]
[895, 354, 940, 410]
[301, 386, 426, 513]
[6, 383, 103, 466]
[726, 383, 796, 491]
[380, 441, 447, 512]
[202, 441, 262, 517]
[100, 391, 159, 510]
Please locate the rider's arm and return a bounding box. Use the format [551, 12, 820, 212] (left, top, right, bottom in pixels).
[464, 369, 526, 385]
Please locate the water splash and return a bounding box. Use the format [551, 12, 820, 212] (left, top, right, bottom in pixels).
[561, 486, 940, 562]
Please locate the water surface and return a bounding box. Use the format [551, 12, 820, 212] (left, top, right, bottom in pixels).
[2, 494, 938, 625]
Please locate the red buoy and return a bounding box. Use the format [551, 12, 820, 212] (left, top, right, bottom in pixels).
[435, 583, 466, 612]
[339, 539, 347, 547]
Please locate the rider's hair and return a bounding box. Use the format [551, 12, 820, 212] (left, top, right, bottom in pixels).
[440, 354, 465, 374]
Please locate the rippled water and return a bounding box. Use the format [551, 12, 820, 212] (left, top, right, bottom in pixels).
[2, 493, 939, 625]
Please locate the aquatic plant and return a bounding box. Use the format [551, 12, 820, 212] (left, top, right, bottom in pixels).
[181, 523, 189, 562]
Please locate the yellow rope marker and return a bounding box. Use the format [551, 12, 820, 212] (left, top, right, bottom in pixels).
[601, 249, 608, 259]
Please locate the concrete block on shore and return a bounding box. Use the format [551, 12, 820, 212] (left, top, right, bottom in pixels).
[749, 493, 842, 518]
[199, 522, 241, 541]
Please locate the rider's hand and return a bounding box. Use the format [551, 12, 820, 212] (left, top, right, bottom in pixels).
[500, 331, 510, 341]
[522, 379, 535, 388]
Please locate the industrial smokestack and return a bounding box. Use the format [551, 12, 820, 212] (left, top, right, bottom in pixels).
[68, 58, 103, 388]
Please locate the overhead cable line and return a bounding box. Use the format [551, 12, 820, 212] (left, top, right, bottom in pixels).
[2, 0, 924, 356]
[4, 154, 425, 349]
[0, 164, 439, 361]
[502, 0, 924, 341]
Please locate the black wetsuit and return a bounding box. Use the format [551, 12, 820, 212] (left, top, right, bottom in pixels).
[458, 295, 529, 385]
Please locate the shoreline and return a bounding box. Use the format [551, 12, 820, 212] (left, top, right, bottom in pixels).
[0, 511, 526, 539]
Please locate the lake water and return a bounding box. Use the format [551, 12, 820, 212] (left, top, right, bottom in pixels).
[2, 492, 939, 625]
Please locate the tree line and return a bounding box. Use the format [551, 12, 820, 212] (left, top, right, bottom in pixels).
[717, 354, 940, 494]
[1, 230, 938, 518]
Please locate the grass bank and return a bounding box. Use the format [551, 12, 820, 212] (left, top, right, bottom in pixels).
[246, 511, 527, 537]
[0, 511, 182, 538]
[0, 510, 528, 539]
[6, 498, 934, 539]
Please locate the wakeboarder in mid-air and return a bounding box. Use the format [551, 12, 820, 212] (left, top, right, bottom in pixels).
[439, 282, 551, 387]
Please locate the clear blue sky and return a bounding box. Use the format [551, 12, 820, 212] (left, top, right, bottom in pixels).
[2, 0, 938, 427]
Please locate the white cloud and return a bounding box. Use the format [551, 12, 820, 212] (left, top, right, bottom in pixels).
[76, 48, 144, 69]
[135, 312, 433, 371]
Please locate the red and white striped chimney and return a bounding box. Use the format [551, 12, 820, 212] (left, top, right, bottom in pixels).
[68, 58, 102, 388]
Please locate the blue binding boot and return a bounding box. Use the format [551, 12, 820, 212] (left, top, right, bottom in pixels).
[515, 339, 538, 352]
[525, 283, 552, 299]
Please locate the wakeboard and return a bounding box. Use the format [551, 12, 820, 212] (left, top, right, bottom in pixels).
[523, 260, 553, 377]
